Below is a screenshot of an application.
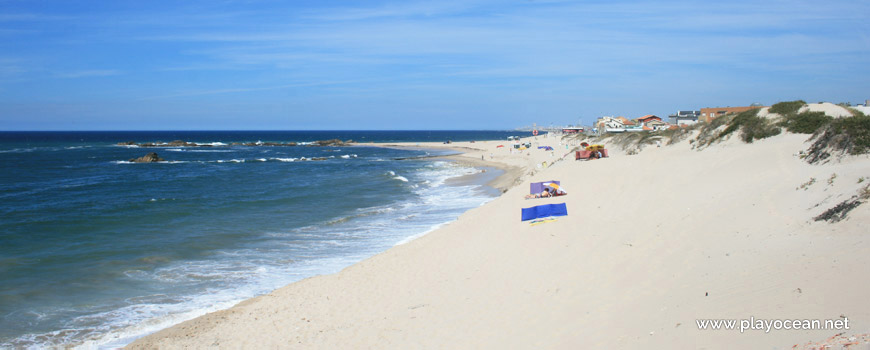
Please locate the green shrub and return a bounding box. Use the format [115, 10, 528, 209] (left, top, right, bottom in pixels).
[805, 114, 870, 163]
[769, 100, 807, 116]
[739, 119, 781, 143]
[718, 109, 758, 139]
[782, 111, 833, 134]
[830, 114, 870, 155]
[717, 108, 781, 142]
[657, 124, 700, 145]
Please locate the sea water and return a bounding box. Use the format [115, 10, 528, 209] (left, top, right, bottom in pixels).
[0, 130, 529, 348]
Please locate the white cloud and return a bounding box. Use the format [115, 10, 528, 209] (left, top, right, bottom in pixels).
[131, 0, 869, 79]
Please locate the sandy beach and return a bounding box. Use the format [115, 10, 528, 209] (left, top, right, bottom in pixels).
[128, 131, 870, 349]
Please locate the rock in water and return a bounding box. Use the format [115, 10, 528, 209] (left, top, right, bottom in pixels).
[129, 152, 165, 163]
[310, 139, 352, 146]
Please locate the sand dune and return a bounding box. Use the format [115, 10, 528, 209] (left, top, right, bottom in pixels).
[128, 130, 870, 349]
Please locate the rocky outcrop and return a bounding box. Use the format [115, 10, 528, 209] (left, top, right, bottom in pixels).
[230, 142, 298, 147]
[308, 139, 353, 147]
[118, 140, 205, 147]
[166, 140, 200, 147]
[129, 152, 165, 163]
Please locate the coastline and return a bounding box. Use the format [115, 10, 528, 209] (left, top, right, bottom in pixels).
[125, 136, 561, 348]
[128, 133, 870, 349]
[2, 133, 531, 349]
[371, 138, 565, 193]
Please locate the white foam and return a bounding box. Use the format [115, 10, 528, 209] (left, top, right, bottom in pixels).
[194, 142, 228, 146]
[10, 156, 500, 349]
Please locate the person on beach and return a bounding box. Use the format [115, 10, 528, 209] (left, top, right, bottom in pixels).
[525, 183, 566, 199]
[525, 191, 551, 199]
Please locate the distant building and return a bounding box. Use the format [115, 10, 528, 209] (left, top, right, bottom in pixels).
[668, 110, 700, 125]
[595, 116, 626, 133]
[633, 115, 669, 131]
[700, 106, 766, 122]
[636, 115, 661, 124]
[615, 116, 636, 126]
[562, 127, 584, 134]
[645, 119, 669, 130]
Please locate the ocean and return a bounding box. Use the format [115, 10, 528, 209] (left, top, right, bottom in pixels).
[0, 130, 529, 349]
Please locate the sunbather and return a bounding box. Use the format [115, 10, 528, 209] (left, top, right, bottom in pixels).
[525, 183, 566, 199]
[525, 190, 552, 199]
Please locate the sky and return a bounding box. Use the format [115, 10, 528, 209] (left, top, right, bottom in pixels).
[1, 0, 868, 130]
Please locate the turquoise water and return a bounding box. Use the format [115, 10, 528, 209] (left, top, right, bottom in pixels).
[0, 131, 528, 348]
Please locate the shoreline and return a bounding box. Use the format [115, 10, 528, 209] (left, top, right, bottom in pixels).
[370, 138, 564, 193]
[128, 132, 870, 349]
[117, 139, 537, 348]
[434, 155, 523, 193]
[125, 137, 550, 348]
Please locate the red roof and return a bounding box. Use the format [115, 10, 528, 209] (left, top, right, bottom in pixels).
[616, 116, 636, 126]
[637, 115, 661, 122]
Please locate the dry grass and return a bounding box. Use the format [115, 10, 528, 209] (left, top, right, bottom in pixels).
[805, 114, 870, 164]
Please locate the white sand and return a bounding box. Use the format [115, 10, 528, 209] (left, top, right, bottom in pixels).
[850, 105, 870, 115]
[128, 131, 870, 349]
[799, 102, 855, 118]
[758, 102, 857, 120]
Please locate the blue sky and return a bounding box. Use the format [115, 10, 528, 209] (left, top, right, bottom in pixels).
[1, 0, 868, 130]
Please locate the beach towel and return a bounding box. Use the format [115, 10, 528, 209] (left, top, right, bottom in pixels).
[530, 181, 560, 194]
[521, 203, 568, 221]
[529, 217, 559, 226]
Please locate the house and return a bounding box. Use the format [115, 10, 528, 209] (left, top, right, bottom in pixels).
[668, 110, 700, 125]
[595, 116, 626, 133]
[631, 114, 670, 131]
[636, 115, 661, 124]
[700, 106, 766, 122]
[615, 116, 636, 126]
[645, 119, 669, 130]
